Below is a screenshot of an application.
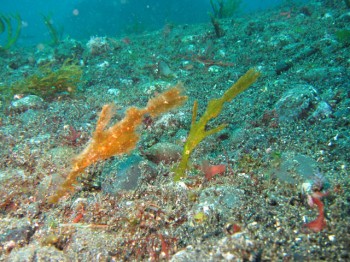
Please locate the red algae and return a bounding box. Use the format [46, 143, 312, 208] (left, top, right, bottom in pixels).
[304, 196, 327, 233]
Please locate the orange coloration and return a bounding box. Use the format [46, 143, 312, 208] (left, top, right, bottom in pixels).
[304, 196, 326, 233]
[312, 191, 329, 199]
[121, 37, 131, 45]
[72, 204, 85, 223]
[200, 162, 226, 181]
[48, 84, 187, 203]
[225, 223, 241, 235]
[232, 224, 241, 233]
[333, 184, 343, 194]
[72, 212, 84, 223]
[159, 234, 169, 260]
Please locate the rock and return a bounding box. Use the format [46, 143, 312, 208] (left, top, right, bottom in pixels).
[10, 95, 45, 112]
[171, 245, 209, 262]
[101, 155, 143, 194]
[86, 36, 110, 55]
[274, 85, 318, 122]
[301, 67, 328, 82]
[54, 39, 84, 61]
[195, 186, 244, 216]
[0, 226, 36, 247]
[144, 142, 182, 164]
[309, 101, 332, 121]
[101, 155, 157, 195]
[171, 233, 254, 261]
[339, 12, 350, 22]
[245, 21, 265, 36]
[275, 46, 318, 75]
[294, 47, 318, 62]
[301, 67, 343, 82]
[275, 60, 293, 75]
[158, 60, 175, 78]
[7, 245, 67, 262]
[267, 152, 318, 184]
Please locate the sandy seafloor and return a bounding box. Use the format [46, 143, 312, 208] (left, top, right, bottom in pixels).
[0, 1, 349, 261]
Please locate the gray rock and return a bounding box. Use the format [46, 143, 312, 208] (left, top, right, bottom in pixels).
[195, 186, 245, 216]
[10, 95, 45, 112]
[275, 60, 293, 75]
[7, 245, 68, 262]
[310, 101, 332, 120]
[301, 67, 328, 82]
[101, 155, 157, 195]
[0, 225, 35, 246]
[170, 245, 210, 262]
[275, 85, 318, 122]
[144, 142, 182, 164]
[268, 152, 318, 184]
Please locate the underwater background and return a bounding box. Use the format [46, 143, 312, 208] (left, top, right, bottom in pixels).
[2, 0, 307, 45]
[1, 0, 350, 261]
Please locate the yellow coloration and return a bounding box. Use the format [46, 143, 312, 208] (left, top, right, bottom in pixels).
[9, 60, 82, 99]
[48, 84, 187, 203]
[173, 68, 260, 181]
[41, 234, 59, 246]
[188, 191, 199, 202]
[194, 212, 207, 223]
[0, 13, 22, 50]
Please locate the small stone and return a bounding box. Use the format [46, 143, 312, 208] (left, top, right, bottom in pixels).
[10, 95, 45, 112]
[275, 60, 292, 74]
[310, 101, 332, 120]
[328, 235, 336, 242]
[158, 60, 175, 78]
[144, 142, 182, 164]
[0, 226, 35, 246]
